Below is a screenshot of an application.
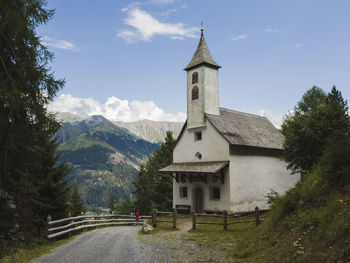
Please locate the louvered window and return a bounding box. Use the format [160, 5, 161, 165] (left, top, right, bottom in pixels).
[192, 72, 198, 84]
[192, 86, 199, 100]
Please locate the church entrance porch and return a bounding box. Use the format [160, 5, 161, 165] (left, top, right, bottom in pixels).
[159, 161, 229, 213]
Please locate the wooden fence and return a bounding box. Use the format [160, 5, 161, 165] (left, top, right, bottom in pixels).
[47, 214, 151, 239]
[152, 208, 177, 229]
[192, 207, 265, 231]
[151, 207, 266, 231]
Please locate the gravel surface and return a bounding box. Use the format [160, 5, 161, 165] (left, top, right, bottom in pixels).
[32, 222, 232, 263]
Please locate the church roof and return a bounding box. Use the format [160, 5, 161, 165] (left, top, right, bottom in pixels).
[184, 30, 221, 71]
[206, 108, 284, 150]
[159, 161, 229, 174]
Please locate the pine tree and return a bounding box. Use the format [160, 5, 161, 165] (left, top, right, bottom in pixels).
[133, 131, 176, 214]
[282, 86, 350, 185]
[69, 183, 85, 217]
[107, 193, 117, 214]
[0, 0, 70, 244]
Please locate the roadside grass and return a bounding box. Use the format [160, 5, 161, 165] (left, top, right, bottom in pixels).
[0, 236, 75, 263]
[147, 200, 350, 263]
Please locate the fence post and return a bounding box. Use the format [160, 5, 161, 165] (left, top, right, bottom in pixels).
[172, 208, 177, 229]
[152, 209, 157, 228]
[192, 212, 197, 230]
[46, 215, 51, 239]
[223, 210, 228, 231]
[255, 207, 260, 226]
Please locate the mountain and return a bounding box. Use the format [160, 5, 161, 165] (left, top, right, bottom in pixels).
[113, 119, 183, 143]
[56, 115, 160, 212]
[56, 112, 183, 143]
[56, 112, 85, 122]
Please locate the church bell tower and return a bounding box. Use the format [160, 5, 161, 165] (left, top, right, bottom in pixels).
[184, 27, 221, 130]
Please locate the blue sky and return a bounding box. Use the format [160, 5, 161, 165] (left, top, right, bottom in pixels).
[41, 0, 350, 126]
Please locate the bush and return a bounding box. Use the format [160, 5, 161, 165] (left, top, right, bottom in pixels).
[271, 187, 300, 224]
[319, 137, 350, 186]
[265, 189, 280, 206]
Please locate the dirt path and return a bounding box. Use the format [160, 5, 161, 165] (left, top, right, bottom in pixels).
[138, 218, 232, 263]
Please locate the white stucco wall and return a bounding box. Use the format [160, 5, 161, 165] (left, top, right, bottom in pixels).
[229, 153, 299, 212]
[172, 167, 231, 212]
[173, 120, 229, 163]
[203, 67, 219, 116]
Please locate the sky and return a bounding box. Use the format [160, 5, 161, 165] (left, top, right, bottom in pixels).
[40, 0, 350, 126]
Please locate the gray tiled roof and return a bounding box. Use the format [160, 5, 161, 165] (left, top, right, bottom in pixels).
[206, 108, 284, 150]
[159, 161, 229, 174]
[184, 31, 221, 71]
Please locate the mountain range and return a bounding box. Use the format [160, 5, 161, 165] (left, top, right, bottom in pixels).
[56, 112, 183, 212]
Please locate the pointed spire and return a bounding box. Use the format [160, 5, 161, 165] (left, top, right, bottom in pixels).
[184, 26, 220, 71]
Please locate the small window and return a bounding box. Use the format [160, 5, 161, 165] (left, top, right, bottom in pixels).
[192, 72, 198, 84]
[194, 132, 202, 141]
[192, 86, 199, 100]
[211, 187, 220, 200]
[180, 187, 188, 198]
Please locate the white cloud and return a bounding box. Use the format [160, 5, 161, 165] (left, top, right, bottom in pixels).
[264, 28, 279, 33]
[117, 8, 198, 43]
[160, 4, 187, 17]
[40, 36, 79, 51]
[48, 94, 186, 122]
[295, 43, 304, 48]
[121, 0, 176, 12]
[231, 34, 248, 41]
[152, 0, 175, 4]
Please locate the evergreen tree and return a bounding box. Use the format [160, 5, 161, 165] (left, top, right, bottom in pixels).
[115, 198, 134, 215]
[282, 86, 350, 184]
[133, 131, 176, 214]
[69, 183, 85, 217]
[107, 193, 117, 214]
[0, 0, 70, 244]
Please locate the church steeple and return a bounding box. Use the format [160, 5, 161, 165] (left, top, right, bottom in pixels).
[185, 28, 220, 130]
[184, 28, 221, 71]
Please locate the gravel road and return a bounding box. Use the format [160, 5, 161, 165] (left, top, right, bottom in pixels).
[32, 223, 231, 263]
[32, 226, 171, 263]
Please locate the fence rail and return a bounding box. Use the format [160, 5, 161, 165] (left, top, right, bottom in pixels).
[192, 207, 264, 231]
[151, 207, 266, 231]
[152, 208, 177, 229]
[47, 214, 151, 239]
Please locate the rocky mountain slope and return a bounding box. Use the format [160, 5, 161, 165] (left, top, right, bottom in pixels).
[57, 112, 183, 143]
[56, 115, 160, 212]
[113, 119, 183, 143]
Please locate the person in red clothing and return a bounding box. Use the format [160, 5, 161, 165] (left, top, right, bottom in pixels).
[135, 209, 141, 223]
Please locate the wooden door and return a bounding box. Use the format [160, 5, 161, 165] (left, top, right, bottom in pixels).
[194, 187, 203, 211]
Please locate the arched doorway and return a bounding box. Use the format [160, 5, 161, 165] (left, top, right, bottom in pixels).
[193, 187, 204, 212]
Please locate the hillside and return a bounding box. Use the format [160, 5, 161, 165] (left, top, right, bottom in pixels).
[56, 115, 160, 212]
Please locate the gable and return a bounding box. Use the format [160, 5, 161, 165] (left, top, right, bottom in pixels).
[173, 120, 229, 163]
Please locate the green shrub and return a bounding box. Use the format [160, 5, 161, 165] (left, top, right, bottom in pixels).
[271, 186, 300, 224]
[265, 189, 280, 206]
[319, 136, 350, 186]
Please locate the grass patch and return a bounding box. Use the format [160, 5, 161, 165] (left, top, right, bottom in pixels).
[147, 195, 350, 263]
[0, 236, 75, 263]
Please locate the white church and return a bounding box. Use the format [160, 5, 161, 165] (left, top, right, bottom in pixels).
[160, 28, 299, 213]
